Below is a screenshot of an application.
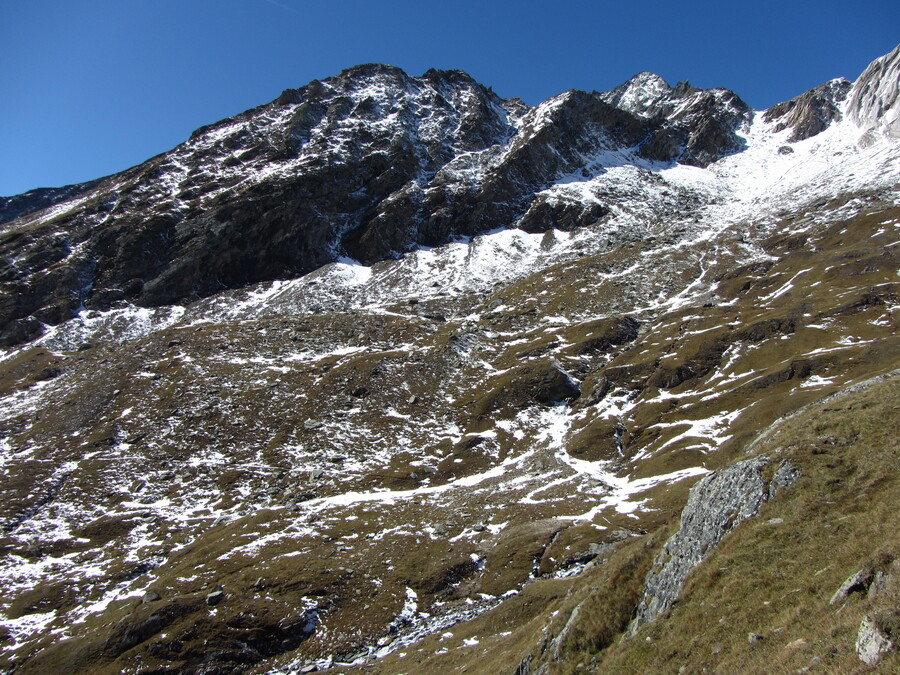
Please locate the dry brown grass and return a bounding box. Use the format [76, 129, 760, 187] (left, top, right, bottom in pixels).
[593, 374, 900, 674]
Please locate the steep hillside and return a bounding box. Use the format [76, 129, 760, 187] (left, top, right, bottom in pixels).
[346, 372, 900, 674]
[0, 46, 898, 674]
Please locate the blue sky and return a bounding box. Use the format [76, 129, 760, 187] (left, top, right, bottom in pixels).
[1, 0, 898, 196]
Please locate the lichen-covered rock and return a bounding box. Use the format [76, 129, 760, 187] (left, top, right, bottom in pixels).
[856, 612, 897, 665]
[629, 457, 798, 632]
[829, 567, 875, 605]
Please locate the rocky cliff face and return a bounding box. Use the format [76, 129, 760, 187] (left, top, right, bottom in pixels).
[0, 46, 898, 675]
[762, 78, 851, 141]
[0, 179, 104, 226]
[848, 44, 900, 143]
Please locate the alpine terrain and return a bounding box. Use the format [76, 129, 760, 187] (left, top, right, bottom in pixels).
[1, 45, 899, 674]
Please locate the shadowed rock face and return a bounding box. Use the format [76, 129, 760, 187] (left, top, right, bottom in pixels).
[0, 180, 104, 226]
[637, 87, 752, 166]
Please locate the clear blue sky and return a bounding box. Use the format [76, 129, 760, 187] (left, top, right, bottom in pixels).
[1, 0, 898, 196]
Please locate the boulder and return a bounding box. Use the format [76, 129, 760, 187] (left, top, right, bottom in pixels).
[630, 457, 798, 633]
[856, 611, 897, 665]
[206, 590, 225, 606]
[141, 591, 161, 604]
[829, 567, 874, 605]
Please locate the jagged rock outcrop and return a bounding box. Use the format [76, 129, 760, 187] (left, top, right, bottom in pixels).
[599, 72, 682, 118]
[763, 78, 852, 141]
[600, 71, 752, 166]
[638, 88, 752, 166]
[629, 457, 799, 632]
[0, 65, 519, 338]
[848, 44, 900, 144]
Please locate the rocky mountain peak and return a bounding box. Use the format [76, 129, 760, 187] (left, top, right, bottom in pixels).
[636, 86, 752, 167]
[337, 62, 410, 82]
[0, 50, 895, 350]
[762, 77, 852, 142]
[419, 67, 481, 88]
[847, 44, 900, 144]
[599, 71, 673, 118]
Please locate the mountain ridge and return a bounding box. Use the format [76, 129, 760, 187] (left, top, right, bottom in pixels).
[3, 53, 880, 348]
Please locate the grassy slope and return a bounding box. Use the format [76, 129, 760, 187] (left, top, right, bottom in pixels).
[360, 374, 899, 674]
[0, 195, 896, 673]
[571, 373, 900, 674]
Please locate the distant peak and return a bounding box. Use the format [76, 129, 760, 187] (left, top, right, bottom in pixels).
[628, 71, 671, 88]
[599, 71, 673, 118]
[420, 68, 478, 85]
[336, 63, 410, 81]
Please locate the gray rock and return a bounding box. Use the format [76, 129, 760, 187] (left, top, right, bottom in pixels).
[629, 457, 798, 633]
[856, 613, 895, 665]
[141, 591, 161, 604]
[206, 590, 225, 606]
[847, 45, 900, 141]
[868, 569, 890, 599]
[829, 568, 874, 605]
[769, 460, 801, 499]
[513, 653, 533, 675]
[747, 632, 764, 644]
[569, 541, 616, 565]
[763, 79, 851, 142]
[304, 419, 324, 430]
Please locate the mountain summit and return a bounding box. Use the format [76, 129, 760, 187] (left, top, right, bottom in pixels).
[0, 47, 898, 674]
